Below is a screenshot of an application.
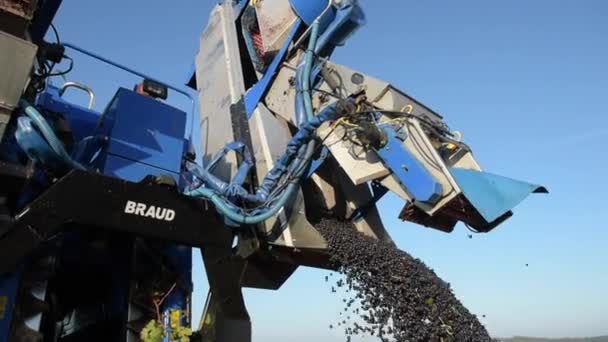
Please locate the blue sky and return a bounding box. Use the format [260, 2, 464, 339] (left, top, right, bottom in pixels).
[50, 0, 607, 339]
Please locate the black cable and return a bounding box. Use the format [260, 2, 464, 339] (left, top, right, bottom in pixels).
[361, 109, 472, 152]
[327, 67, 348, 98]
[402, 120, 443, 171]
[361, 109, 448, 133]
[47, 55, 73, 77]
[259, 121, 342, 208]
[50, 23, 61, 44]
[43, 23, 62, 77]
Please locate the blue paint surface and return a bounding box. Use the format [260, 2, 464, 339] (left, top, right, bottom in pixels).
[376, 127, 442, 205]
[289, 0, 335, 30]
[244, 20, 303, 117]
[36, 86, 101, 141]
[97, 88, 187, 175]
[451, 168, 547, 223]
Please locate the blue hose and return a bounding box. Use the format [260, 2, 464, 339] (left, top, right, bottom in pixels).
[314, 0, 365, 56]
[186, 6, 366, 225]
[187, 183, 299, 225]
[187, 20, 326, 225]
[303, 22, 320, 122]
[19, 99, 86, 170]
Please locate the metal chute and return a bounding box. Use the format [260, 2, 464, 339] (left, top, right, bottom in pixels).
[450, 167, 548, 223]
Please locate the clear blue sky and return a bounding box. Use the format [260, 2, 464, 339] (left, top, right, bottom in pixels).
[50, 1, 607, 339]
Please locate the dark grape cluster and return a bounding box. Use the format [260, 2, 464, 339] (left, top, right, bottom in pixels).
[315, 218, 493, 342]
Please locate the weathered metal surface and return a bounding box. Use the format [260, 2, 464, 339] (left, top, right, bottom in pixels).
[195, 4, 246, 181]
[320, 123, 390, 185]
[0, 31, 37, 140]
[253, 0, 298, 55]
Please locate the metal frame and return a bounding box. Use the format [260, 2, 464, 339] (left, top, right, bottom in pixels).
[62, 43, 197, 138]
[0, 170, 232, 275]
[59, 81, 95, 110]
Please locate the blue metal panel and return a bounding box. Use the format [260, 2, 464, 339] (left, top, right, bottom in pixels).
[101, 89, 187, 175]
[314, 0, 365, 54]
[245, 19, 303, 117]
[350, 181, 389, 222]
[289, 0, 335, 30]
[0, 273, 19, 342]
[36, 86, 101, 141]
[450, 168, 547, 223]
[375, 127, 443, 205]
[103, 154, 180, 184]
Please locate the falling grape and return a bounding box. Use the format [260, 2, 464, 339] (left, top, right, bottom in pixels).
[315, 218, 493, 342]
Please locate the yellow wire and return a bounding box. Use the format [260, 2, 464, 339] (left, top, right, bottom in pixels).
[384, 117, 407, 125]
[333, 117, 359, 128]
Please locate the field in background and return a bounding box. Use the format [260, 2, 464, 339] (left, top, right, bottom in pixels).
[499, 337, 608, 342]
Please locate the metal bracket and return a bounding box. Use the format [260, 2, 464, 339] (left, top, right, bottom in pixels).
[244, 19, 303, 117]
[349, 181, 389, 222]
[375, 126, 443, 205]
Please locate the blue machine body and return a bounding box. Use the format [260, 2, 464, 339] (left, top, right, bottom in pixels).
[36, 86, 101, 141]
[376, 127, 443, 205]
[91, 88, 187, 182]
[11, 84, 194, 338]
[87, 88, 192, 330]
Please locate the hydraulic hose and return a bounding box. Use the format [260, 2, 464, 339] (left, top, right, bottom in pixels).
[187, 20, 326, 225]
[186, 102, 340, 224]
[19, 99, 86, 170]
[188, 182, 299, 225]
[302, 22, 320, 122]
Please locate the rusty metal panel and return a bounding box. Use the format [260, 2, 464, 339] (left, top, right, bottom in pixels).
[264, 62, 299, 125]
[253, 0, 298, 55]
